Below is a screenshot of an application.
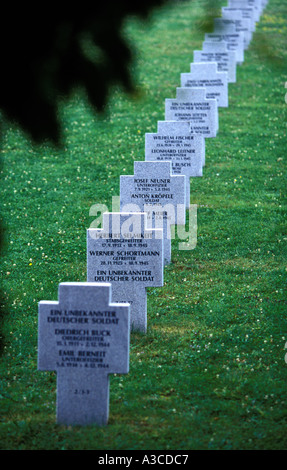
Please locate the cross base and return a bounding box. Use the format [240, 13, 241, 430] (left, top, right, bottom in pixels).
[56, 369, 110, 426]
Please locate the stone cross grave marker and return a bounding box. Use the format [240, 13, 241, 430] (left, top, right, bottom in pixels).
[145, 120, 204, 209]
[87, 212, 164, 333]
[181, 62, 228, 108]
[38, 282, 130, 426]
[226, 2, 256, 32]
[196, 41, 237, 83]
[120, 161, 186, 265]
[221, 8, 252, 49]
[204, 23, 245, 64]
[165, 87, 218, 138]
[202, 41, 237, 83]
[228, 0, 261, 23]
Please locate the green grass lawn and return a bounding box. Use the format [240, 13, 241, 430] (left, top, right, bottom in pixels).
[0, 0, 287, 450]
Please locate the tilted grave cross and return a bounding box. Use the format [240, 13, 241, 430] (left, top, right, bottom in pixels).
[120, 161, 186, 265]
[228, 0, 261, 23]
[220, 9, 253, 49]
[165, 87, 218, 138]
[226, 2, 256, 32]
[38, 282, 130, 426]
[181, 62, 229, 108]
[145, 120, 204, 209]
[195, 41, 237, 83]
[87, 212, 164, 333]
[204, 23, 245, 64]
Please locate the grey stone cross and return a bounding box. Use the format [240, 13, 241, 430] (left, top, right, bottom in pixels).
[181, 62, 228, 108]
[165, 87, 218, 137]
[120, 161, 186, 264]
[87, 212, 164, 333]
[145, 120, 204, 208]
[38, 282, 130, 426]
[194, 41, 237, 83]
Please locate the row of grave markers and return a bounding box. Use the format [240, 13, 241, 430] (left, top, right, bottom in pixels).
[38, 0, 269, 426]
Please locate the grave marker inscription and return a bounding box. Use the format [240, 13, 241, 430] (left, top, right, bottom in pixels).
[165, 87, 218, 137]
[226, 3, 256, 31]
[145, 120, 204, 208]
[194, 41, 237, 83]
[204, 27, 245, 64]
[220, 9, 252, 48]
[228, 0, 261, 22]
[181, 62, 228, 108]
[120, 161, 186, 264]
[87, 212, 164, 333]
[38, 282, 130, 426]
